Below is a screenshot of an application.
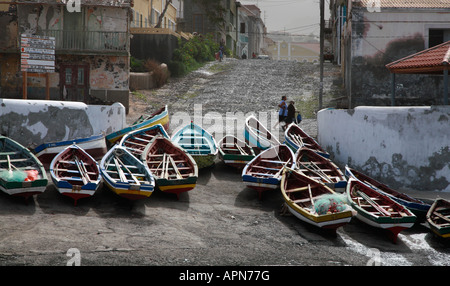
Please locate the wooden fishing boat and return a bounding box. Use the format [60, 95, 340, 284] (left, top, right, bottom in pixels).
[346, 177, 416, 243]
[280, 167, 354, 232]
[426, 198, 450, 239]
[284, 123, 329, 158]
[295, 147, 346, 190]
[50, 144, 101, 206]
[142, 136, 198, 199]
[119, 124, 169, 159]
[171, 122, 218, 169]
[34, 133, 107, 169]
[345, 166, 431, 220]
[242, 144, 295, 199]
[106, 105, 169, 145]
[218, 135, 255, 169]
[244, 115, 280, 150]
[100, 145, 155, 200]
[0, 135, 48, 201]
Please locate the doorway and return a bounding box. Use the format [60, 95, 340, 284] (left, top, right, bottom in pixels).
[60, 64, 89, 103]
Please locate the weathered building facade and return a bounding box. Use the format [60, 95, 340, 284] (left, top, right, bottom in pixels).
[0, 0, 132, 111]
[330, 0, 450, 107]
[178, 0, 238, 55]
[237, 4, 265, 58]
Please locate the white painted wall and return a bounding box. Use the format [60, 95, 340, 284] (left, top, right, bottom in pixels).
[353, 10, 450, 58]
[0, 99, 126, 149]
[317, 106, 450, 192]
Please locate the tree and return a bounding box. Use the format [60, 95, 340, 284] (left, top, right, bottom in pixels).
[155, 0, 173, 28]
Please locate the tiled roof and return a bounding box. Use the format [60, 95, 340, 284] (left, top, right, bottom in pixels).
[386, 41, 450, 74]
[355, 0, 450, 9]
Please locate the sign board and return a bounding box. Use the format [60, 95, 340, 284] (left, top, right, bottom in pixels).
[20, 34, 55, 73]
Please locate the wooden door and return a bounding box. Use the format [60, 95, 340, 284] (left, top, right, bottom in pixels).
[60, 64, 89, 103]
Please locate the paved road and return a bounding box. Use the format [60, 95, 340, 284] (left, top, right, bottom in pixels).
[1, 59, 449, 272]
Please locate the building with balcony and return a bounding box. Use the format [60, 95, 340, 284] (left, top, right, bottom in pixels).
[0, 0, 133, 111]
[178, 0, 239, 56]
[129, 0, 189, 64]
[237, 4, 265, 59]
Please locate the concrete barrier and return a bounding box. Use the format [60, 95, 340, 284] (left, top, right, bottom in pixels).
[129, 72, 154, 90]
[317, 106, 450, 192]
[0, 99, 126, 149]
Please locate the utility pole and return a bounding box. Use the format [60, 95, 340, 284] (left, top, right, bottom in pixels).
[319, 0, 324, 110]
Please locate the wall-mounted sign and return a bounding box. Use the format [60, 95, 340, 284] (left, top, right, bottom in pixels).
[20, 34, 55, 73]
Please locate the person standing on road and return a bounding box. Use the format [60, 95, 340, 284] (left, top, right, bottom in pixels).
[278, 96, 288, 129]
[285, 100, 296, 126]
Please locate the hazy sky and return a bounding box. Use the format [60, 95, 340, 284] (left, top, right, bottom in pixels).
[240, 0, 330, 36]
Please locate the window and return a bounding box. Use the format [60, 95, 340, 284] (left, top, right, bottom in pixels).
[240, 23, 245, 33]
[193, 14, 203, 34]
[65, 68, 72, 85]
[77, 68, 84, 85]
[429, 29, 450, 48]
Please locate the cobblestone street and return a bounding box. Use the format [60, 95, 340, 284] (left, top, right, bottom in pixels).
[128, 58, 345, 141]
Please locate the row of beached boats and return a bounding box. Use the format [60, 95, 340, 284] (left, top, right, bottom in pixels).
[0, 106, 449, 241]
[239, 115, 450, 242]
[0, 106, 222, 206]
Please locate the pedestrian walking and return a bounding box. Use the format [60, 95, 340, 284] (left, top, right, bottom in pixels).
[285, 100, 296, 126]
[278, 96, 288, 130]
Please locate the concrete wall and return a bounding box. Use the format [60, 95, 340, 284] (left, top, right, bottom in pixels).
[317, 106, 450, 192]
[0, 99, 126, 149]
[129, 72, 154, 90]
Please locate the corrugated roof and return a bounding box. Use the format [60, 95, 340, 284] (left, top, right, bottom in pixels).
[355, 0, 450, 9]
[386, 41, 450, 74]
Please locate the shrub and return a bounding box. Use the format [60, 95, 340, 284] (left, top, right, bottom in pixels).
[130, 57, 146, 72]
[169, 34, 219, 77]
[144, 59, 170, 88]
[167, 61, 186, 78]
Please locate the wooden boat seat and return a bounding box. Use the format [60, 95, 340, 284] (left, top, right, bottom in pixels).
[285, 186, 309, 193]
[105, 169, 146, 177]
[150, 166, 191, 171]
[146, 153, 179, 157]
[0, 158, 30, 163]
[180, 146, 211, 151]
[147, 160, 185, 165]
[0, 151, 21, 156]
[249, 172, 274, 177]
[58, 160, 90, 166]
[433, 212, 450, 223]
[293, 198, 310, 204]
[58, 176, 85, 181]
[221, 148, 241, 151]
[251, 165, 280, 171]
[184, 150, 212, 154]
[56, 168, 97, 175]
[125, 140, 148, 148]
[260, 159, 288, 164]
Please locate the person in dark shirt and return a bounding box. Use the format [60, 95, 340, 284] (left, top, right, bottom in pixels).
[285, 101, 296, 126]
